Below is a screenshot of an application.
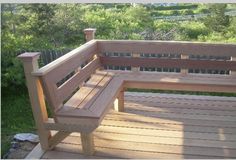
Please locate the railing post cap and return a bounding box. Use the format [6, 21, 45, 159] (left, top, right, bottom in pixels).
[84, 28, 96, 33]
[18, 52, 41, 62]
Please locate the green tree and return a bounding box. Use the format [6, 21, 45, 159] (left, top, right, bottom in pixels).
[203, 4, 230, 32]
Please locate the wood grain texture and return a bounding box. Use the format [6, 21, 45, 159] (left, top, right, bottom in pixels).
[52, 142, 224, 159]
[29, 92, 236, 159]
[18, 54, 51, 150]
[48, 131, 71, 149]
[56, 57, 101, 104]
[56, 72, 114, 118]
[81, 133, 95, 155]
[25, 143, 46, 159]
[97, 40, 236, 56]
[32, 40, 97, 76]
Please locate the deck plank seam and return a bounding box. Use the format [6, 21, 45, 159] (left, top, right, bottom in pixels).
[125, 100, 236, 108]
[125, 108, 236, 117]
[123, 105, 236, 111]
[103, 117, 236, 129]
[125, 96, 236, 102]
[94, 131, 236, 142]
[100, 124, 236, 134]
[109, 112, 236, 123]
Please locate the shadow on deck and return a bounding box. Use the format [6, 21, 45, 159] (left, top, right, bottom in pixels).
[27, 92, 236, 159]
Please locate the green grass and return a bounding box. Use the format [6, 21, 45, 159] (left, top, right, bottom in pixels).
[1, 88, 36, 158]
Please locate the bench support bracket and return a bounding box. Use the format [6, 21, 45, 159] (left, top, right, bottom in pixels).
[49, 131, 71, 149]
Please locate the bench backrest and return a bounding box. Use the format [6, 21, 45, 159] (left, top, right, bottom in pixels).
[32, 40, 100, 113]
[97, 40, 236, 75]
[31, 40, 236, 114]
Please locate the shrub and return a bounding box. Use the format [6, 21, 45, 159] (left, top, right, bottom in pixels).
[177, 21, 210, 40]
[182, 9, 194, 15]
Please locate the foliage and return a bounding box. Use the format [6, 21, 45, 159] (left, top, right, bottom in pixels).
[176, 21, 210, 40]
[182, 9, 194, 15]
[203, 4, 230, 32]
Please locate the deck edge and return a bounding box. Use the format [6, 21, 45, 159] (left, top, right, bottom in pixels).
[25, 143, 46, 159]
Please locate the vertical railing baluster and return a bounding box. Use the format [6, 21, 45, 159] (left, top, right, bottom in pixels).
[132, 52, 140, 72]
[231, 56, 236, 75]
[181, 54, 189, 74]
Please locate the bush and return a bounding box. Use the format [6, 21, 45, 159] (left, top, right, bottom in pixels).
[1, 54, 25, 89]
[182, 9, 194, 15]
[177, 22, 210, 40]
[154, 21, 178, 32]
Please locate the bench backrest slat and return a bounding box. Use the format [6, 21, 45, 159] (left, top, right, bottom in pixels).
[56, 57, 100, 103]
[33, 41, 99, 113]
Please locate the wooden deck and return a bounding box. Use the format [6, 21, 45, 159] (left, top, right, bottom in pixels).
[27, 92, 236, 159]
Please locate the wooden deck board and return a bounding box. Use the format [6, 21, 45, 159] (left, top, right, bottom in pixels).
[30, 92, 236, 159]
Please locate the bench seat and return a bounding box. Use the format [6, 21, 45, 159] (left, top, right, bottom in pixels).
[114, 71, 236, 93]
[55, 70, 236, 129]
[56, 71, 121, 127]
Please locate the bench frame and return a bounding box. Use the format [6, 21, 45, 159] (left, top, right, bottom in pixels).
[19, 28, 236, 157]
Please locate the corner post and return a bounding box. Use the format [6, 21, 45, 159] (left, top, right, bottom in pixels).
[81, 28, 97, 155]
[18, 52, 51, 150]
[181, 54, 189, 74]
[84, 28, 96, 42]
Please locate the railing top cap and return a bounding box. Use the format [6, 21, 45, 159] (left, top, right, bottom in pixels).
[96, 39, 236, 45]
[84, 28, 96, 32]
[18, 52, 41, 61]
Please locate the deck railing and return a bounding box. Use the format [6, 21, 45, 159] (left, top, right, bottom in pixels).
[97, 40, 236, 75]
[29, 31, 236, 96]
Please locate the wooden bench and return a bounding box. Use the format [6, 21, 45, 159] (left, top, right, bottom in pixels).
[18, 29, 236, 156]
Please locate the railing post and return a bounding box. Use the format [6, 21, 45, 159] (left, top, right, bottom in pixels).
[132, 52, 140, 72]
[181, 54, 189, 74]
[18, 52, 51, 150]
[114, 90, 124, 112]
[84, 28, 96, 42]
[231, 56, 236, 75]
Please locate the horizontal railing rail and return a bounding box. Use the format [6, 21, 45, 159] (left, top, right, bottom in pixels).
[97, 40, 236, 75]
[32, 40, 97, 76]
[97, 40, 236, 56]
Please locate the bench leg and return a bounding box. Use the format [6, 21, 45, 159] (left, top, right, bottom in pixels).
[81, 132, 95, 156]
[114, 91, 124, 112]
